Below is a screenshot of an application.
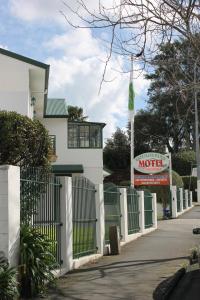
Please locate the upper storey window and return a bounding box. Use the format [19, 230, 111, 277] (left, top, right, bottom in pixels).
[68, 122, 105, 149]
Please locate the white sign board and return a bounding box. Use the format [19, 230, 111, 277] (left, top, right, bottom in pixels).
[133, 152, 169, 174]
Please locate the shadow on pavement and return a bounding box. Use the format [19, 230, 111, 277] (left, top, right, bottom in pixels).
[47, 257, 189, 299]
[67, 256, 189, 276]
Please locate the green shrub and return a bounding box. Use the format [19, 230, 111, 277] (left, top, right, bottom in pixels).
[172, 150, 195, 176]
[119, 180, 130, 186]
[0, 110, 51, 167]
[182, 176, 197, 201]
[20, 225, 57, 298]
[172, 170, 184, 187]
[0, 254, 18, 299]
[182, 176, 196, 190]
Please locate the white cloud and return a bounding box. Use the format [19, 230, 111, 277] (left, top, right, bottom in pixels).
[9, 0, 149, 138]
[45, 29, 102, 59]
[0, 44, 8, 50]
[10, 0, 65, 24]
[9, 0, 114, 26]
[46, 28, 149, 139]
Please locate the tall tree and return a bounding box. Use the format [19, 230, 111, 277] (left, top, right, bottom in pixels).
[103, 128, 130, 183]
[145, 37, 200, 152]
[68, 105, 88, 121]
[62, 1, 200, 88]
[134, 110, 167, 155]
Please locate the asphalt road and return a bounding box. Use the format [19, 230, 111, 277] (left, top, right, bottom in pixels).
[45, 206, 200, 300]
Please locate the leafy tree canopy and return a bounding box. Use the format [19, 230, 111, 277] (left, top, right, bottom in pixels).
[104, 127, 130, 171]
[134, 110, 166, 156]
[0, 111, 51, 168]
[172, 150, 195, 176]
[68, 105, 88, 121]
[144, 37, 200, 153]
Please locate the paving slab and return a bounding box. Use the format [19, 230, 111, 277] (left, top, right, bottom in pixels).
[44, 206, 200, 300]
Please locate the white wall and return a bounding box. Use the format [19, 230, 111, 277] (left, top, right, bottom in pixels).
[41, 118, 104, 184]
[0, 54, 45, 119]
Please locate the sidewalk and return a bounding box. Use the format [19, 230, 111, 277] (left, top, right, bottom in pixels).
[44, 206, 200, 300]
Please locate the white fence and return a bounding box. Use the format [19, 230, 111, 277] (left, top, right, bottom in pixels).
[0, 165, 157, 274]
[171, 186, 193, 218]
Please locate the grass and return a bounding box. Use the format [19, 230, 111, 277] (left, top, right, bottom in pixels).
[35, 224, 97, 259]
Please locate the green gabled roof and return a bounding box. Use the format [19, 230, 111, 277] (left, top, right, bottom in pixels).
[52, 164, 84, 175]
[44, 98, 68, 118]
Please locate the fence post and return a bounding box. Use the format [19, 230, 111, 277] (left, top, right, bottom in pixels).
[60, 177, 73, 272]
[171, 186, 178, 218]
[185, 189, 189, 209]
[152, 193, 157, 229]
[95, 184, 105, 255]
[0, 165, 20, 267]
[120, 188, 128, 242]
[179, 188, 184, 212]
[138, 191, 145, 234]
[190, 191, 193, 206]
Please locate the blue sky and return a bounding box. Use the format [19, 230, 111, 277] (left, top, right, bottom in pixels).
[0, 0, 150, 140]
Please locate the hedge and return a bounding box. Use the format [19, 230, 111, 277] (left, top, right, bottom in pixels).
[0, 110, 51, 168]
[172, 150, 195, 176]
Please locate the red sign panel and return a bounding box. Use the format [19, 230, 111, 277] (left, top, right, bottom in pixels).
[134, 173, 170, 186]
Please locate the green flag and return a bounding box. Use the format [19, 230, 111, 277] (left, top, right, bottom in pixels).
[128, 81, 135, 111]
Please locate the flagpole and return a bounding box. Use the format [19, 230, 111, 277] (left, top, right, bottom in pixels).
[130, 55, 134, 187]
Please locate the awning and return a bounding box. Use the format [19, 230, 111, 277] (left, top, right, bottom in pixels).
[51, 164, 84, 176]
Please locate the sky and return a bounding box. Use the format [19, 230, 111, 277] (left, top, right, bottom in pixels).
[0, 0, 150, 141]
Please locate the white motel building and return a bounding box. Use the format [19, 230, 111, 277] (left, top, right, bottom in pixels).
[0, 48, 105, 184]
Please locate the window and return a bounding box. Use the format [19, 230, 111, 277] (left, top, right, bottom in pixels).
[90, 125, 102, 148]
[68, 123, 103, 148]
[68, 124, 78, 148]
[49, 135, 56, 155]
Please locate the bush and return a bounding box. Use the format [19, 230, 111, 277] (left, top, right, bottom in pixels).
[182, 176, 196, 190]
[119, 180, 130, 186]
[0, 110, 51, 167]
[0, 253, 18, 299]
[20, 225, 57, 298]
[182, 176, 197, 201]
[172, 170, 184, 187]
[172, 150, 195, 176]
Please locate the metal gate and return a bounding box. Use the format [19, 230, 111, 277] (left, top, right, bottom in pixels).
[72, 176, 97, 259]
[104, 183, 121, 244]
[20, 167, 62, 265]
[127, 187, 140, 234]
[183, 189, 186, 209]
[144, 191, 153, 228]
[177, 188, 181, 212]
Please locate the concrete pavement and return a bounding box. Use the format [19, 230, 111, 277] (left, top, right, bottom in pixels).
[45, 206, 200, 300]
